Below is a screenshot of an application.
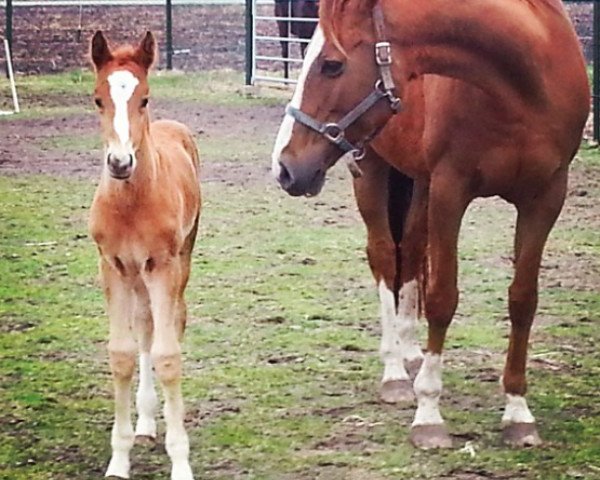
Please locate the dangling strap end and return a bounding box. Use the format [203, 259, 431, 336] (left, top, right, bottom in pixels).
[345, 156, 364, 178]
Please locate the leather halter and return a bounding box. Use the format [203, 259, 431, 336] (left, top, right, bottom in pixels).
[285, 4, 401, 178]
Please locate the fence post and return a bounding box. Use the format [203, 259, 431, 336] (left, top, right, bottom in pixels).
[166, 0, 173, 70]
[5, 0, 13, 78]
[245, 0, 253, 85]
[594, 0, 600, 141]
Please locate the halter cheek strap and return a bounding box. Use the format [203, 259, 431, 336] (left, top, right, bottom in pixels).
[285, 4, 401, 179]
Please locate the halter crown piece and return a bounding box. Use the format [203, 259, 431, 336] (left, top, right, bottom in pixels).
[286, 4, 402, 179]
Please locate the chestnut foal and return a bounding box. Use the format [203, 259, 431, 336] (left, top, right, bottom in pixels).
[272, 0, 589, 449]
[89, 32, 200, 479]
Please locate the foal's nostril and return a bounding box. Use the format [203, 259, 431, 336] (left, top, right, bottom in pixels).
[127, 154, 133, 166]
[278, 162, 293, 189]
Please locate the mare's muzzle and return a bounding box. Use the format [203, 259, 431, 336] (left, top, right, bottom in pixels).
[277, 153, 326, 197]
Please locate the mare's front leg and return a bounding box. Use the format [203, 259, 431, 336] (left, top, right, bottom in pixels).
[102, 259, 137, 479]
[502, 168, 568, 447]
[410, 169, 470, 449]
[353, 152, 423, 404]
[144, 257, 193, 480]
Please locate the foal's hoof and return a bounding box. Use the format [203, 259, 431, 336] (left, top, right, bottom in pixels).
[502, 423, 542, 447]
[410, 424, 453, 449]
[135, 435, 156, 446]
[380, 379, 414, 403]
[405, 357, 424, 379]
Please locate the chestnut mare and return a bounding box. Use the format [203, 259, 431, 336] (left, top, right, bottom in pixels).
[89, 32, 201, 479]
[272, 0, 589, 449]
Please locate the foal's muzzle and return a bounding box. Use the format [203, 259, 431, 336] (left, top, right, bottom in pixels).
[107, 153, 134, 180]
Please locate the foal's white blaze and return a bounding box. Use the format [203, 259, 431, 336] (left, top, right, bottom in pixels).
[108, 70, 139, 145]
[379, 280, 424, 383]
[271, 25, 325, 177]
[502, 394, 535, 425]
[412, 353, 444, 426]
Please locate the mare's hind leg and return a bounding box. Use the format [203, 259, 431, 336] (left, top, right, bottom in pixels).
[101, 259, 137, 478]
[133, 280, 159, 441]
[353, 151, 423, 404]
[410, 170, 470, 449]
[502, 168, 568, 447]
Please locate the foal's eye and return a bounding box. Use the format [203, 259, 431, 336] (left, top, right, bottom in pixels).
[141, 98, 149, 108]
[94, 98, 103, 108]
[321, 60, 345, 78]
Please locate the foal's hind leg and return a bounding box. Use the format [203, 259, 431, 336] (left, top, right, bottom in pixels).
[133, 281, 158, 441]
[353, 153, 422, 403]
[502, 168, 568, 447]
[101, 259, 137, 479]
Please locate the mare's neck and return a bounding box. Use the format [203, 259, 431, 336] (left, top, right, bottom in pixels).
[379, 0, 565, 107]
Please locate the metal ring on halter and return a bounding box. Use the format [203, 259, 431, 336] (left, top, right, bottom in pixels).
[323, 123, 344, 143]
[352, 147, 366, 161]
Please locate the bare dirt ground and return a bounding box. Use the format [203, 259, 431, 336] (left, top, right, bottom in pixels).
[0, 96, 282, 184]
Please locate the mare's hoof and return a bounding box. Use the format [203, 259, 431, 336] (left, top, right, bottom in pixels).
[405, 357, 424, 379]
[135, 435, 156, 446]
[380, 379, 414, 404]
[502, 423, 542, 447]
[410, 424, 453, 449]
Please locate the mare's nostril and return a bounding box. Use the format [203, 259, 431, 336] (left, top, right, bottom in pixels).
[127, 154, 133, 166]
[278, 162, 293, 189]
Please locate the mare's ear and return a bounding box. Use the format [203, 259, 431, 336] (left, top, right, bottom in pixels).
[91, 31, 113, 70]
[135, 31, 156, 71]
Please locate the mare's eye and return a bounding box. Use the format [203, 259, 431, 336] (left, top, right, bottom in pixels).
[321, 59, 345, 78]
[141, 98, 149, 108]
[94, 98, 103, 108]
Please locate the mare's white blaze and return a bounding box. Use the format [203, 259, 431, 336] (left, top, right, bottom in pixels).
[379, 280, 423, 383]
[135, 352, 158, 437]
[271, 25, 325, 177]
[108, 70, 139, 145]
[412, 353, 444, 426]
[502, 394, 535, 425]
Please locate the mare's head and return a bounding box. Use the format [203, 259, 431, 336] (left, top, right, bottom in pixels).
[90, 31, 155, 180]
[272, 0, 398, 196]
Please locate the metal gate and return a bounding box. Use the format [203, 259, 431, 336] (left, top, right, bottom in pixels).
[245, 0, 318, 85]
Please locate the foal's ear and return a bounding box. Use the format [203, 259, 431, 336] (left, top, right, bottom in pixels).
[91, 31, 113, 70]
[135, 31, 156, 71]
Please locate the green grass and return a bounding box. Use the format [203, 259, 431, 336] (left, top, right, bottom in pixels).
[0, 71, 599, 480]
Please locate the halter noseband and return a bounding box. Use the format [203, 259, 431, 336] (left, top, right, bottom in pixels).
[285, 4, 401, 179]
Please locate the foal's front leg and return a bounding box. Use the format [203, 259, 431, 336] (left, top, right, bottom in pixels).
[133, 281, 158, 441]
[101, 260, 137, 479]
[144, 259, 193, 480]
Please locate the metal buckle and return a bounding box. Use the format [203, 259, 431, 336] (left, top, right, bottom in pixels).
[323, 123, 344, 143]
[375, 41, 392, 66]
